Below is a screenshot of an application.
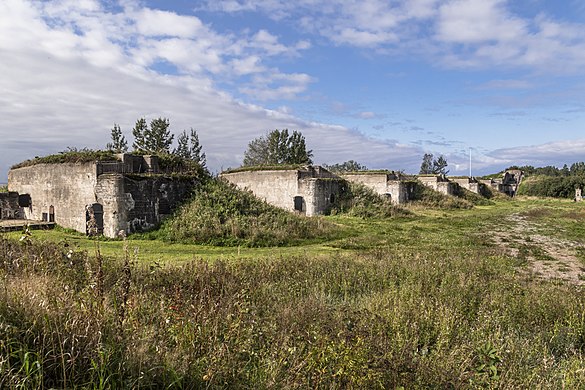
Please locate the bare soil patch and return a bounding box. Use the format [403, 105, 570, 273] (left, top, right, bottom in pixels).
[491, 213, 585, 286]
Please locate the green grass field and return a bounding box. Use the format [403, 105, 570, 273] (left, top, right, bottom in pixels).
[1, 197, 585, 388]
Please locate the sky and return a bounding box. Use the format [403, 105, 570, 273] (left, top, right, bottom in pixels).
[2, 0, 585, 182]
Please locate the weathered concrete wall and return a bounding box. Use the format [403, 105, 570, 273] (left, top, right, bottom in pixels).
[299, 178, 345, 216]
[121, 175, 195, 234]
[220, 170, 300, 213]
[418, 176, 455, 195]
[9, 163, 98, 232]
[220, 167, 344, 216]
[9, 163, 197, 238]
[341, 172, 410, 205]
[452, 178, 481, 194]
[0, 192, 20, 219]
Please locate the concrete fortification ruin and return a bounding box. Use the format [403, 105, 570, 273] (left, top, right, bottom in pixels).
[220, 166, 345, 216]
[7, 154, 198, 237]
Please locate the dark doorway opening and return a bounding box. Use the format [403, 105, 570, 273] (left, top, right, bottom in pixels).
[86, 203, 104, 235]
[18, 194, 31, 208]
[49, 205, 55, 222]
[294, 196, 304, 212]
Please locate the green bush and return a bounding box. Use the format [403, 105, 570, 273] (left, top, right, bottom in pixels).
[331, 182, 411, 218]
[517, 176, 585, 198]
[150, 178, 335, 247]
[410, 182, 473, 209]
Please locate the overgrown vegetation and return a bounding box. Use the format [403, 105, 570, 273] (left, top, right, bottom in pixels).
[517, 176, 585, 198]
[332, 182, 411, 218]
[410, 182, 473, 209]
[221, 164, 304, 174]
[150, 178, 335, 247]
[0, 185, 7, 193]
[11, 148, 117, 169]
[2, 200, 585, 388]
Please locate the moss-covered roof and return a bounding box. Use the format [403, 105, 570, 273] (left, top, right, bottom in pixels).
[221, 164, 306, 174]
[11, 150, 117, 169]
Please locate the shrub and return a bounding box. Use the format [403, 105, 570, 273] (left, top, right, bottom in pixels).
[517, 176, 585, 198]
[150, 178, 335, 246]
[331, 182, 411, 218]
[410, 182, 473, 209]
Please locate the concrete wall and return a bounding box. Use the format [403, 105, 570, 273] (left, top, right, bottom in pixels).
[452, 178, 481, 194]
[120, 175, 195, 234]
[341, 172, 410, 205]
[9, 163, 98, 232]
[9, 163, 196, 237]
[418, 176, 455, 196]
[220, 167, 344, 216]
[220, 170, 300, 213]
[0, 192, 20, 219]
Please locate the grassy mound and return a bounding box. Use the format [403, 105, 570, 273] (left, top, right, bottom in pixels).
[332, 182, 411, 218]
[410, 183, 473, 209]
[452, 185, 494, 206]
[150, 178, 336, 247]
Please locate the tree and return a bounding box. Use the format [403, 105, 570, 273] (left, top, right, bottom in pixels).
[243, 129, 313, 166]
[189, 128, 206, 169]
[106, 123, 128, 153]
[146, 117, 174, 154]
[132, 118, 148, 152]
[132, 117, 174, 154]
[419, 153, 449, 175]
[174, 130, 190, 159]
[419, 153, 434, 174]
[432, 155, 449, 175]
[324, 160, 367, 173]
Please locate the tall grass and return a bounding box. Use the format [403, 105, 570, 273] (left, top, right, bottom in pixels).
[149, 178, 336, 247]
[1, 233, 584, 388]
[332, 182, 411, 218]
[410, 183, 474, 209]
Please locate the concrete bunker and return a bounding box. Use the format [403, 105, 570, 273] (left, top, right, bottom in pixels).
[340, 171, 414, 205]
[8, 153, 199, 237]
[220, 166, 345, 216]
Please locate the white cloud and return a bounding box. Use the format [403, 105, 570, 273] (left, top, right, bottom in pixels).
[203, 0, 585, 74]
[136, 9, 204, 38]
[0, 0, 428, 180]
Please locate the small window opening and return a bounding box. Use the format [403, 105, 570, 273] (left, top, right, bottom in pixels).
[329, 194, 335, 204]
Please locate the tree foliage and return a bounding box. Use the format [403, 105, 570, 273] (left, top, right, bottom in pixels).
[189, 128, 206, 169]
[324, 160, 368, 173]
[106, 123, 128, 153]
[243, 129, 313, 166]
[419, 153, 434, 174]
[172, 128, 207, 170]
[132, 117, 174, 154]
[508, 162, 585, 177]
[420, 154, 449, 175]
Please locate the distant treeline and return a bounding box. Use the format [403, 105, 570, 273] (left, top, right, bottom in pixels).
[509, 162, 585, 177]
[513, 162, 585, 198]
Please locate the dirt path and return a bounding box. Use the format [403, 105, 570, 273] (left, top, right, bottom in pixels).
[491, 213, 585, 286]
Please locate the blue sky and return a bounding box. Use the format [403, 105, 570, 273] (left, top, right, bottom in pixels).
[2, 0, 585, 181]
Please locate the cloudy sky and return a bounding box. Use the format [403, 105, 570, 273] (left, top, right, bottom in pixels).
[2, 0, 585, 181]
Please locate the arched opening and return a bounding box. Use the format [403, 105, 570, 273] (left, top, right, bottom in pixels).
[49, 205, 55, 222]
[384, 193, 392, 202]
[293, 196, 304, 213]
[86, 203, 104, 236]
[329, 194, 335, 204]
